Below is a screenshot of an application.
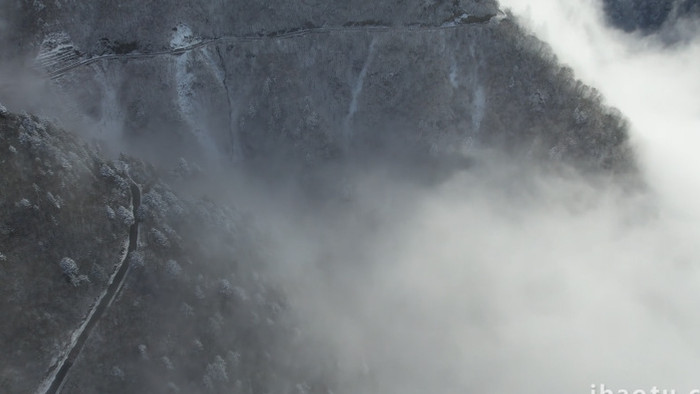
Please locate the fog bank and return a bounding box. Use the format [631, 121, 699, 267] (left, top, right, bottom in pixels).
[260, 1, 700, 392]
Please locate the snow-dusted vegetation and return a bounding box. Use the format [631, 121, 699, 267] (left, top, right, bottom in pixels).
[4, 0, 690, 392]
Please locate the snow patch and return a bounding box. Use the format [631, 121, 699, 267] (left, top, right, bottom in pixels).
[35, 32, 80, 73]
[106, 205, 116, 220]
[442, 13, 472, 27]
[46, 192, 62, 209]
[493, 9, 508, 23]
[16, 198, 31, 208]
[170, 24, 199, 49]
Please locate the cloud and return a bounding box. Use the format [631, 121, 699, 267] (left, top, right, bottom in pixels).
[265, 153, 700, 392]
[499, 0, 700, 215]
[256, 1, 700, 392]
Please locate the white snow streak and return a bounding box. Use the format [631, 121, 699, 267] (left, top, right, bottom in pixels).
[343, 39, 377, 143]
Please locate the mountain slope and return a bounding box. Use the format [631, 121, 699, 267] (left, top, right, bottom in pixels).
[0, 111, 327, 393]
[0, 1, 646, 393]
[2, 0, 633, 176]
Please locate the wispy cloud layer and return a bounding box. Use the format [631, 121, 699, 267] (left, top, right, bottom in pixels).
[264, 2, 700, 392]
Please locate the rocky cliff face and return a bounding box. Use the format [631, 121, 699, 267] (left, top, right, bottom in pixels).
[0, 1, 642, 393]
[2, 0, 632, 174]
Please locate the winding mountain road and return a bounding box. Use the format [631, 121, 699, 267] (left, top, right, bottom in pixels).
[36, 178, 142, 394]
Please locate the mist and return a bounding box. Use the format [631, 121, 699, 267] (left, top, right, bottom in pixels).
[251, 1, 700, 393]
[3, 0, 700, 392]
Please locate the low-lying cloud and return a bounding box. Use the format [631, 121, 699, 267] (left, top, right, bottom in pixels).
[256, 1, 700, 392]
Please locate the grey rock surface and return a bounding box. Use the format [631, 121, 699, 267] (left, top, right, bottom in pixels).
[2, 0, 633, 175]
